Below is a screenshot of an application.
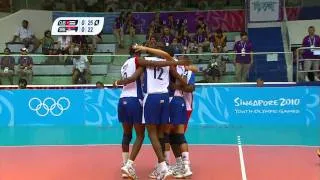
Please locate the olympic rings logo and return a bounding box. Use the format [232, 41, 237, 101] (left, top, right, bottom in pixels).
[28, 97, 71, 117]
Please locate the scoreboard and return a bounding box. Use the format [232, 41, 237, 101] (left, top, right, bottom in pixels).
[51, 17, 104, 35]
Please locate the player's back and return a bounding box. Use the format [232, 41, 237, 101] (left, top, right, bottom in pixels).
[120, 57, 143, 99]
[143, 57, 170, 94]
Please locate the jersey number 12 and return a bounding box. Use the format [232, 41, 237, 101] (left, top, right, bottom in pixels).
[153, 67, 163, 80]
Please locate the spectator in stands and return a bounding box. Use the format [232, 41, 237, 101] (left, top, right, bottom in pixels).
[153, 12, 163, 35]
[177, 18, 188, 37]
[86, 46, 94, 64]
[193, 27, 209, 54]
[17, 48, 33, 84]
[0, 48, 15, 85]
[57, 35, 72, 55]
[256, 78, 264, 87]
[204, 48, 223, 83]
[11, 20, 40, 53]
[96, 81, 104, 88]
[209, 29, 227, 53]
[113, 11, 125, 48]
[171, 37, 183, 54]
[125, 12, 137, 44]
[146, 26, 156, 43]
[89, 32, 103, 51]
[72, 47, 91, 84]
[196, 17, 208, 35]
[40, 30, 55, 55]
[180, 30, 191, 53]
[18, 78, 28, 89]
[57, 35, 72, 64]
[145, 36, 158, 49]
[234, 31, 253, 82]
[162, 14, 175, 35]
[302, 26, 320, 81]
[72, 35, 88, 53]
[161, 27, 174, 47]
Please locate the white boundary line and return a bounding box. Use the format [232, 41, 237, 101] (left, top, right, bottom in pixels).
[0, 143, 318, 148]
[237, 136, 248, 180]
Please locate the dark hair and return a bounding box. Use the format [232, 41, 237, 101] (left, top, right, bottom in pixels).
[126, 11, 132, 17]
[22, 20, 29, 24]
[4, 47, 10, 53]
[96, 81, 104, 87]
[44, 30, 51, 36]
[129, 44, 141, 57]
[240, 31, 248, 37]
[308, 26, 315, 29]
[216, 29, 223, 34]
[18, 78, 27, 89]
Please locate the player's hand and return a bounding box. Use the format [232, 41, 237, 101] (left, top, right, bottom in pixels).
[133, 44, 146, 52]
[112, 80, 118, 88]
[186, 65, 198, 73]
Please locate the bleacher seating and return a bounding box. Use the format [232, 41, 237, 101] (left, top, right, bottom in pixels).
[101, 33, 239, 51]
[2, 30, 242, 85]
[7, 42, 117, 53]
[32, 65, 108, 75]
[0, 53, 124, 85]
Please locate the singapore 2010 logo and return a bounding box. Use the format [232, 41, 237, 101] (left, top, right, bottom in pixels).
[28, 97, 71, 117]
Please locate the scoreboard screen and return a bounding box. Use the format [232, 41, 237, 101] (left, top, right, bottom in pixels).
[51, 17, 104, 35]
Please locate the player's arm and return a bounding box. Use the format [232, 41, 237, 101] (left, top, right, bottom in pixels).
[173, 71, 196, 92]
[140, 46, 174, 61]
[137, 56, 190, 67]
[169, 66, 188, 86]
[113, 67, 144, 86]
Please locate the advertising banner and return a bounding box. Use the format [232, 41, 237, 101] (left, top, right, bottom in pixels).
[0, 86, 319, 127]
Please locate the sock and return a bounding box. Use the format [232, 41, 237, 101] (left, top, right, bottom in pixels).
[176, 156, 182, 164]
[158, 161, 168, 171]
[122, 152, 129, 164]
[126, 159, 134, 166]
[182, 152, 189, 162]
[165, 151, 170, 164]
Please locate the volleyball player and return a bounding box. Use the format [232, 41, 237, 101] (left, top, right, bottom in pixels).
[147, 52, 197, 179]
[158, 56, 195, 178]
[183, 65, 197, 132]
[317, 148, 320, 157]
[170, 65, 195, 178]
[114, 45, 190, 179]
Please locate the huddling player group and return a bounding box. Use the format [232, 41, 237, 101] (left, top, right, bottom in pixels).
[113, 44, 196, 180]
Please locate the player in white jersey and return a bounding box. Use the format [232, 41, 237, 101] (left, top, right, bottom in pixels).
[169, 66, 196, 178]
[183, 66, 197, 131]
[114, 45, 190, 180]
[158, 55, 196, 179]
[114, 48, 144, 179]
[141, 46, 189, 180]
